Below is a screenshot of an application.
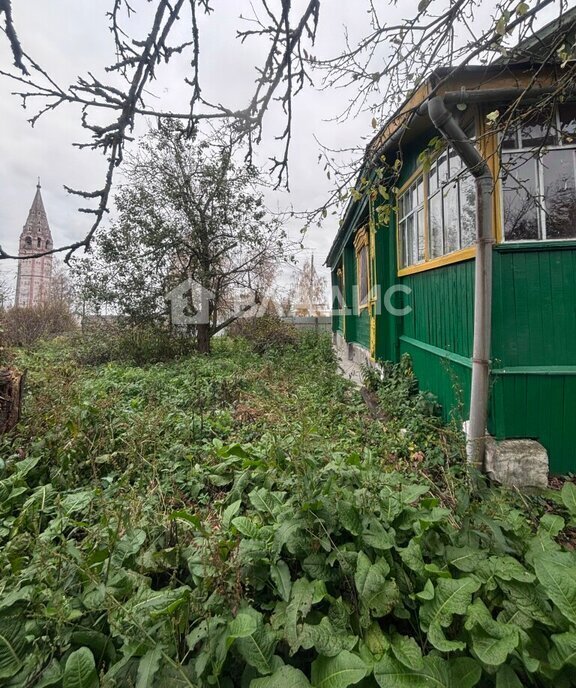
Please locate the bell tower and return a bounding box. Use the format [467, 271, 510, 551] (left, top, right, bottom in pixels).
[14, 180, 54, 307]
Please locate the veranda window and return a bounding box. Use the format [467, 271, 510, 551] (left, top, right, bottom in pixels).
[398, 138, 476, 269]
[427, 149, 476, 259]
[398, 176, 425, 266]
[501, 104, 576, 241]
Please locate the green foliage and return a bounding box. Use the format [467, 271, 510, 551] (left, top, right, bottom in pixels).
[0, 336, 574, 687]
[73, 324, 196, 366]
[230, 315, 299, 355]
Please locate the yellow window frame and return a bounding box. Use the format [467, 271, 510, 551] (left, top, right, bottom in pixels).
[354, 226, 370, 311]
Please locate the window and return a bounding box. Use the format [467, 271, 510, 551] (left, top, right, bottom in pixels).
[427, 150, 476, 259]
[501, 104, 576, 241]
[333, 264, 345, 312]
[354, 228, 370, 309]
[398, 135, 476, 270]
[398, 176, 425, 266]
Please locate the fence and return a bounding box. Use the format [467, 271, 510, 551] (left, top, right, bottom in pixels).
[281, 316, 331, 332]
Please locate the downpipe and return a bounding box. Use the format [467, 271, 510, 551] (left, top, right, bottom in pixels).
[422, 96, 494, 469]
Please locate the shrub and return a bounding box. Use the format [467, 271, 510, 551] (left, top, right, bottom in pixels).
[1, 302, 76, 347]
[229, 314, 299, 354]
[74, 323, 195, 366]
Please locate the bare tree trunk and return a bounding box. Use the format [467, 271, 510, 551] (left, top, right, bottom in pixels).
[0, 368, 24, 434]
[197, 323, 211, 354]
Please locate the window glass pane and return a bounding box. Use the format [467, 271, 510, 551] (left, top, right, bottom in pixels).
[428, 162, 438, 194]
[501, 124, 518, 150]
[459, 172, 476, 248]
[417, 208, 425, 262]
[404, 188, 412, 214]
[443, 180, 459, 254]
[406, 215, 414, 266]
[398, 194, 404, 218]
[542, 149, 576, 239]
[502, 152, 540, 240]
[437, 152, 449, 184]
[559, 104, 576, 146]
[359, 246, 369, 304]
[430, 192, 443, 258]
[520, 108, 556, 148]
[416, 177, 424, 206]
[449, 148, 463, 177]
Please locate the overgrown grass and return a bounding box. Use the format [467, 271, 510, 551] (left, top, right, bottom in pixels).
[1, 334, 575, 687]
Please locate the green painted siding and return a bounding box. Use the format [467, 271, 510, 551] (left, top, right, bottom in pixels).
[490, 244, 576, 474]
[402, 260, 475, 358]
[399, 260, 475, 425]
[492, 246, 576, 367]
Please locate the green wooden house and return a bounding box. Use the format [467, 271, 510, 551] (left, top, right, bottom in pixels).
[327, 18, 576, 475]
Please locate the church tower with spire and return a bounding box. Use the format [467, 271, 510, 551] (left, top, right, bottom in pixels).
[15, 181, 54, 307]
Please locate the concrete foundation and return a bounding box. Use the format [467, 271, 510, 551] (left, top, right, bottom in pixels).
[333, 331, 379, 386]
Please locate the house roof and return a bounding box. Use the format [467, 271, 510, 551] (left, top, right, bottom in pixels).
[326, 10, 576, 268]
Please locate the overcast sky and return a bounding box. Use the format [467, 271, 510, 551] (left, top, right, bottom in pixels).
[0, 1, 563, 298]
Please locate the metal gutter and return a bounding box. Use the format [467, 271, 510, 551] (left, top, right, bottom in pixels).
[421, 96, 493, 470]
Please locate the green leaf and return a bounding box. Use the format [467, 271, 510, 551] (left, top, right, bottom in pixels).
[35, 659, 64, 688]
[355, 553, 396, 618]
[63, 648, 99, 688]
[228, 613, 258, 639]
[60, 490, 94, 515]
[222, 499, 241, 528]
[361, 516, 394, 551]
[136, 646, 162, 688]
[400, 540, 425, 575]
[232, 516, 261, 539]
[374, 655, 481, 688]
[364, 622, 390, 658]
[419, 577, 480, 631]
[301, 617, 357, 657]
[249, 487, 285, 516]
[271, 561, 292, 602]
[427, 622, 466, 652]
[470, 625, 519, 667]
[0, 619, 25, 679]
[390, 633, 423, 670]
[169, 510, 201, 528]
[337, 502, 361, 536]
[549, 632, 576, 670]
[489, 555, 535, 583]
[236, 624, 278, 675]
[495, 665, 523, 688]
[561, 482, 576, 518]
[538, 514, 564, 538]
[285, 578, 322, 653]
[516, 2, 529, 17]
[534, 552, 576, 625]
[311, 650, 368, 688]
[446, 546, 486, 573]
[110, 528, 146, 568]
[251, 664, 311, 687]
